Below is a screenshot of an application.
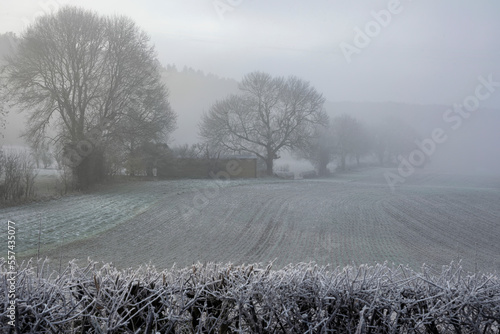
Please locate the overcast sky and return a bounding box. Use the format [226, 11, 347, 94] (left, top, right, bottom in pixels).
[1, 0, 500, 107]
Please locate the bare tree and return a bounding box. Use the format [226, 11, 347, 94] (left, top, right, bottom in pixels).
[295, 123, 335, 176]
[31, 141, 53, 169]
[171, 143, 209, 159]
[331, 114, 359, 171]
[350, 119, 371, 167]
[2, 7, 175, 188]
[200, 72, 326, 175]
[0, 149, 37, 203]
[330, 114, 372, 171]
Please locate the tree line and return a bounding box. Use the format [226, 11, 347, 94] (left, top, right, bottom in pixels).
[292, 113, 423, 176]
[197, 73, 422, 177]
[0, 6, 422, 194]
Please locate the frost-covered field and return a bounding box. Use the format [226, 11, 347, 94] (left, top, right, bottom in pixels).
[4, 168, 500, 272]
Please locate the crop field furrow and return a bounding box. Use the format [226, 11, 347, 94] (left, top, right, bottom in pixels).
[382, 190, 498, 270]
[243, 198, 294, 262]
[373, 203, 405, 264]
[399, 192, 500, 260]
[232, 191, 279, 251]
[267, 204, 297, 261]
[382, 201, 448, 265]
[9, 169, 499, 272]
[451, 193, 500, 229]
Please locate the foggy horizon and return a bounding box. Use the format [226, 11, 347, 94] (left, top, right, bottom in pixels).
[1, 1, 500, 106]
[1, 1, 499, 175]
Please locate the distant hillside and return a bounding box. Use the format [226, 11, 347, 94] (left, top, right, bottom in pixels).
[161, 65, 238, 145]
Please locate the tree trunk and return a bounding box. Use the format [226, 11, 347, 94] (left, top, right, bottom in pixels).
[266, 157, 274, 176]
[265, 147, 276, 176]
[73, 149, 105, 189]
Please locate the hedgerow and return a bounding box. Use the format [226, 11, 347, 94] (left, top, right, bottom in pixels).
[1, 259, 499, 333]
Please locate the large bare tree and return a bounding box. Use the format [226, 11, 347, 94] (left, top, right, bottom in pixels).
[200, 72, 326, 175]
[1, 7, 175, 187]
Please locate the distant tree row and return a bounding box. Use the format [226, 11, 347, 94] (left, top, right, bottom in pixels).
[198, 73, 421, 176]
[293, 114, 421, 176]
[0, 6, 423, 189]
[164, 63, 232, 82]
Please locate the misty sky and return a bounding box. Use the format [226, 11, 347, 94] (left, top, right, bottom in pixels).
[2, 0, 500, 107]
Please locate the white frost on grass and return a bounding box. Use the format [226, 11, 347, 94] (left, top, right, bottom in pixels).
[0, 178, 267, 255]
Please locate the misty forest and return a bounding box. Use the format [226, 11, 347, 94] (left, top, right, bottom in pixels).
[0, 2, 499, 333]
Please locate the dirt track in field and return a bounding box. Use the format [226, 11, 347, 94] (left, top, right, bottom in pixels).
[18, 168, 500, 272]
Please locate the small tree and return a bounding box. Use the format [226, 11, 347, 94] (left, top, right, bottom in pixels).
[31, 141, 53, 169]
[295, 123, 335, 176]
[200, 72, 326, 175]
[171, 144, 207, 159]
[139, 142, 172, 177]
[0, 149, 37, 203]
[331, 114, 359, 171]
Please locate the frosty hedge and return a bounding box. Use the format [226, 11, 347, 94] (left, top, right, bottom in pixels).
[1, 259, 499, 333]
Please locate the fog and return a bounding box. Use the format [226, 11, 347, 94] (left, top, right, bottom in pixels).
[2, 5, 500, 322]
[1, 0, 499, 175]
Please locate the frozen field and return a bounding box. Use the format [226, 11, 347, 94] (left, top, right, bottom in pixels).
[4, 168, 500, 272]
